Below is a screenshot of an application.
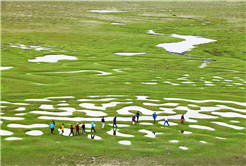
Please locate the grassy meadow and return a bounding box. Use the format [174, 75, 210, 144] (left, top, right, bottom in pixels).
[1, 1, 246, 165]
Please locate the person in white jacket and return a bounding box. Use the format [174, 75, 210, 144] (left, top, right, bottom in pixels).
[164, 114, 170, 126]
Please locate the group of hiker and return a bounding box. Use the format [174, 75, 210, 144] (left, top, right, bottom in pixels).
[49, 112, 185, 135]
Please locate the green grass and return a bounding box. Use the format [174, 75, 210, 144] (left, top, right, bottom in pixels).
[1, 1, 246, 165]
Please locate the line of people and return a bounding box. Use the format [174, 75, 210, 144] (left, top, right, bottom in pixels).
[49, 113, 185, 135]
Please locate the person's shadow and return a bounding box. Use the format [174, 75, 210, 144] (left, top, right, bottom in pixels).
[113, 128, 117, 135]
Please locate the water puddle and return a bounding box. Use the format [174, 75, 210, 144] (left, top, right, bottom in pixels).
[155, 32, 216, 54]
[9, 44, 58, 52]
[78, 98, 117, 102]
[90, 10, 127, 13]
[211, 112, 246, 118]
[182, 81, 196, 84]
[30, 110, 73, 116]
[118, 140, 131, 145]
[139, 129, 163, 138]
[215, 136, 226, 139]
[136, 96, 160, 102]
[205, 84, 215, 86]
[179, 146, 188, 150]
[200, 141, 207, 143]
[139, 122, 153, 125]
[15, 113, 26, 116]
[15, 107, 26, 111]
[111, 23, 126, 25]
[233, 83, 244, 85]
[5, 137, 23, 140]
[47, 96, 74, 99]
[230, 120, 239, 123]
[0, 101, 29, 105]
[0, 130, 14, 136]
[39, 104, 54, 109]
[188, 104, 199, 107]
[25, 130, 43, 136]
[143, 102, 179, 107]
[141, 82, 157, 85]
[189, 125, 215, 131]
[107, 129, 134, 137]
[7, 124, 49, 128]
[219, 104, 245, 112]
[79, 102, 132, 110]
[77, 110, 107, 116]
[1, 67, 13, 70]
[57, 103, 69, 106]
[28, 55, 77, 63]
[117, 106, 155, 115]
[149, 30, 216, 68]
[169, 140, 179, 143]
[0, 116, 24, 120]
[53, 70, 111, 76]
[211, 121, 244, 130]
[88, 134, 102, 140]
[114, 53, 147, 56]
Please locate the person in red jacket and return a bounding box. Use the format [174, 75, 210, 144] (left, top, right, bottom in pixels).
[75, 123, 80, 135]
[69, 125, 75, 136]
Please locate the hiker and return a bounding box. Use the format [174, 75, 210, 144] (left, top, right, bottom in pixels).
[164, 114, 170, 126]
[181, 114, 185, 125]
[101, 117, 105, 129]
[75, 123, 80, 135]
[153, 112, 157, 124]
[61, 123, 64, 136]
[136, 111, 140, 122]
[132, 114, 136, 125]
[50, 121, 54, 135]
[113, 117, 117, 127]
[69, 125, 75, 136]
[91, 121, 96, 132]
[81, 122, 86, 134]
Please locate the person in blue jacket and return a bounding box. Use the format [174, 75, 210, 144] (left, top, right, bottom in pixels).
[153, 112, 157, 124]
[49, 121, 54, 135]
[113, 117, 117, 127]
[136, 111, 140, 122]
[91, 121, 96, 132]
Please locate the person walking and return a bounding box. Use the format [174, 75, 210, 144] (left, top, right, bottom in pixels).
[181, 114, 185, 125]
[61, 123, 64, 136]
[113, 117, 117, 127]
[91, 121, 96, 132]
[50, 121, 55, 135]
[69, 125, 75, 136]
[101, 117, 105, 129]
[153, 112, 157, 124]
[81, 122, 86, 134]
[132, 114, 136, 125]
[75, 123, 80, 135]
[164, 114, 170, 126]
[136, 111, 140, 123]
